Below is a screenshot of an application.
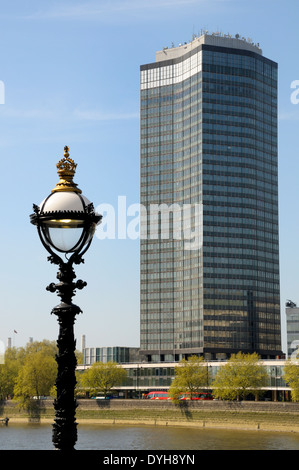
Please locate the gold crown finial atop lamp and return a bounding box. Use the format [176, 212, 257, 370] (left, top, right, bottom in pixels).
[52, 145, 82, 193]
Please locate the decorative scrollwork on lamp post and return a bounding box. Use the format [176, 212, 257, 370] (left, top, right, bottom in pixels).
[30, 146, 102, 450]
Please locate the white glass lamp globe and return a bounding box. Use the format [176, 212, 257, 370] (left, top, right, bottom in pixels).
[39, 191, 96, 253]
[30, 146, 101, 255]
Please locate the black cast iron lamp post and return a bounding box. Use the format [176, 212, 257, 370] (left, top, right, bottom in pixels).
[30, 146, 101, 450]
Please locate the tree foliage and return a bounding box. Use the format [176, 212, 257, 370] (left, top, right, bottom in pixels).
[211, 352, 268, 401]
[169, 355, 209, 400]
[283, 360, 299, 402]
[14, 352, 57, 398]
[81, 361, 127, 397]
[0, 341, 57, 401]
[0, 340, 60, 405]
[0, 348, 21, 399]
[13, 343, 57, 407]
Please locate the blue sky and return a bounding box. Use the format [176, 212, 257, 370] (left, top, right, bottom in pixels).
[0, 0, 298, 353]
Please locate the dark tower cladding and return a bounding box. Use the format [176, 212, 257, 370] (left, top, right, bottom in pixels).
[140, 32, 281, 362]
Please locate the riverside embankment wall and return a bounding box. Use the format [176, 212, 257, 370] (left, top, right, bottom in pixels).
[4, 398, 299, 412]
[2, 399, 299, 432]
[76, 399, 299, 413]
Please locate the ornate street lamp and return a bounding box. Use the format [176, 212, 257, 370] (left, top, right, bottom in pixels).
[30, 146, 101, 450]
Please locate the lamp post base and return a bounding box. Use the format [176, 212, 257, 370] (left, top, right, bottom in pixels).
[52, 302, 81, 451]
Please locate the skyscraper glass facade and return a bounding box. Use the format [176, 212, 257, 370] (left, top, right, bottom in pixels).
[140, 34, 281, 361]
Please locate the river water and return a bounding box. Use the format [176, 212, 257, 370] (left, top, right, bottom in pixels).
[1, 423, 299, 451]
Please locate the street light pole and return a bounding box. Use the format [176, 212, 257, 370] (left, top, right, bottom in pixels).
[47, 256, 84, 450]
[30, 146, 101, 450]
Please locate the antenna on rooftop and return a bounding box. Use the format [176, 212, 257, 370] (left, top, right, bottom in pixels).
[286, 300, 297, 308]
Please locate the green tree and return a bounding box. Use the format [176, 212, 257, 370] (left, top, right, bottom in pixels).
[211, 352, 268, 401]
[169, 355, 209, 400]
[283, 360, 299, 402]
[14, 350, 57, 407]
[81, 362, 127, 398]
[0, 340, 83, 403]
[0, 348, 22, 399]
[76, 350, 83, 365]
[0, 366, 12, 400]
[23, 340, 58, 357]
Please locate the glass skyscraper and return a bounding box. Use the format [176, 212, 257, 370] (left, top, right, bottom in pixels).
[140, 33, 281, 362]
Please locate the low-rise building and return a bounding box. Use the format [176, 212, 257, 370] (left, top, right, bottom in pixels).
[83, 346, 140, 366]
[286, 300, 299, 359]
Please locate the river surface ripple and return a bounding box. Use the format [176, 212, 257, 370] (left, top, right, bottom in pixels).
[1, 423, 299, 450]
